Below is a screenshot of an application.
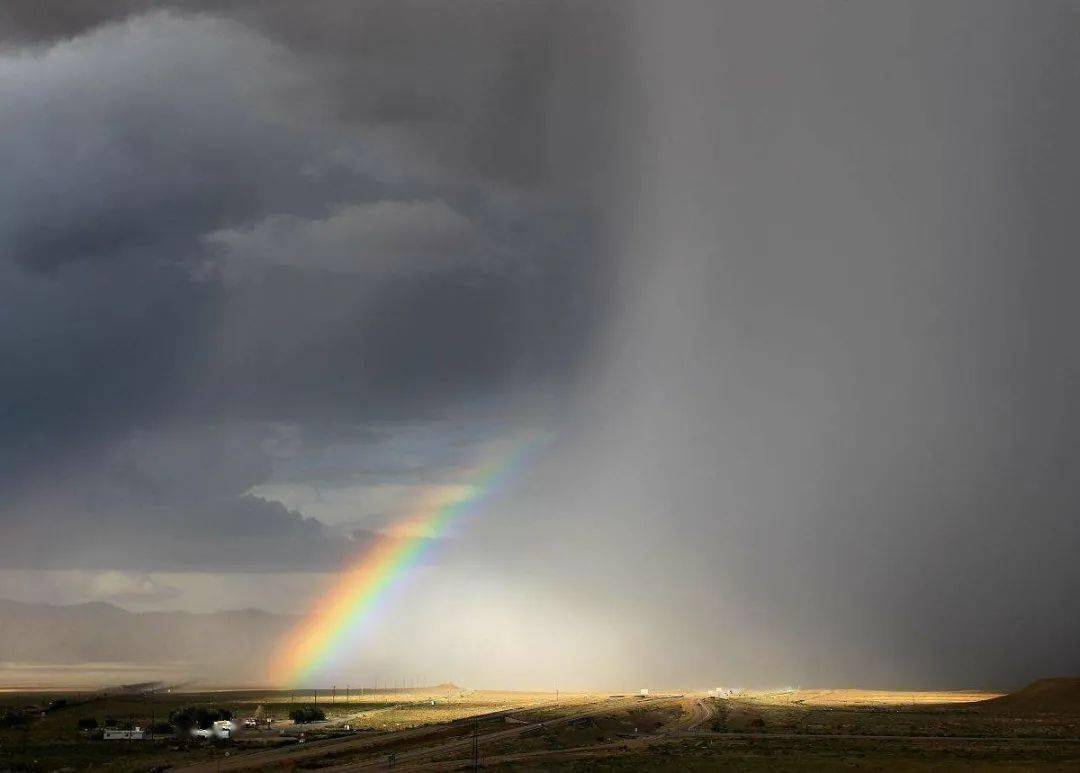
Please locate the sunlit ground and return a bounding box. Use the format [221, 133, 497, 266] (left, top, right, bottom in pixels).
[748, 688, 1002, 707]
[3, 682, 1080, 771]
[0, 663, 190, 691]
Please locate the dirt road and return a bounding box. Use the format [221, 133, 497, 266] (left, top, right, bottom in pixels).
[172, 697, 654, 773]
[679, 696, 715, 731]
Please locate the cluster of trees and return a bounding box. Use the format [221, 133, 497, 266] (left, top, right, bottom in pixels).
[79, 716, 137, 730]
[74, 707, 236, 735]
[2, 702, 348, 738]
[168, 707, 234, 731]
[289, 707, 326, 724]
[44, 699, 68, 714]
[78, 716, 173, 734]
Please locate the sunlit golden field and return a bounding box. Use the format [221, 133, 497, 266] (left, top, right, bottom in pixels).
[748, 688, 1003, 708]
[262, 687, 599, 731]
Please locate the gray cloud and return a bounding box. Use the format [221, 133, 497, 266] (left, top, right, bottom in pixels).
[84, 571, 182, 604]
[0, 12, 313, 272]
[0, 0, 153, 44]
[1, 1, 623, 194]
[0, 422, 323, 570]
[207, 200, 485, 278]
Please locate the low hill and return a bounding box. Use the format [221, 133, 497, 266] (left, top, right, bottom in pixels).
[977, 678, 1080, 714]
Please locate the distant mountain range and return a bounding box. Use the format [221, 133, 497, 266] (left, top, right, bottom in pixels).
[0, 599, 294, 679]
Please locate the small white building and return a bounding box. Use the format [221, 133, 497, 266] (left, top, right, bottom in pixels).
[213, 719, 237, 739]
[192, 720, 237, 740]
[104, 727, 145, 740]
[639, 688, 650, 697]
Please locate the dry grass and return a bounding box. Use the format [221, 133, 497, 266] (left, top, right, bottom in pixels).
[750, 688, 1002, 708]
[302, 689, 597, 732]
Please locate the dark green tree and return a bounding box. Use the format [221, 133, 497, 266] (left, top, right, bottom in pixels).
[289, 707, 326, 724]
[169, 707, 234, 731]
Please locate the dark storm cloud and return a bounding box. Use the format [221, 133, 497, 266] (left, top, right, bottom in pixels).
[0, 1, 620, 194]
[394, 0, 1079, 690]
[1, 13, 298, 272]
[534, 0, 1080, 688]
[0, 0, 150, 43]
[7, 0, 1075, 692]
[0, 9, 567, 274]
[0, 3, 611, 570]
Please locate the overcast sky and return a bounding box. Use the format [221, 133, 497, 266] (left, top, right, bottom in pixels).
[1, 0, 1078, 691]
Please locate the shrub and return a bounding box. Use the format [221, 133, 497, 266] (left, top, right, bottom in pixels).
[169, 707, 233, 730]
[78, 717, 99, 730]
[289, 707, 326, 724]
[0, 711, 29, 728]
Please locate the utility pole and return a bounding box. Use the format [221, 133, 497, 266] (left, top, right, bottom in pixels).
[472, 717, 479, 772]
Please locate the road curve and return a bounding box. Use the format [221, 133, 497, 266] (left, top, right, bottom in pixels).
[423, 694, 713, 771]
[170, 703, 558, 773]
[326, 695, 683, 771]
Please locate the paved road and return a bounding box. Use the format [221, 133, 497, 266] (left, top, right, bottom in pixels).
[171, 699, 621, 773]
[421, 695, 710, 771]
[326, 695, 683, 771]
[679, 696, 716, 731]
[171, 703, 553, 773]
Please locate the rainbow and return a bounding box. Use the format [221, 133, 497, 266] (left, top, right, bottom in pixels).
[268, 433, 540, 686]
